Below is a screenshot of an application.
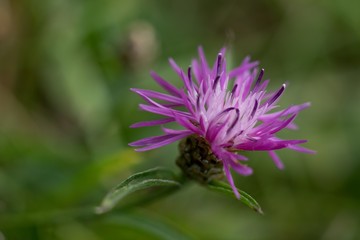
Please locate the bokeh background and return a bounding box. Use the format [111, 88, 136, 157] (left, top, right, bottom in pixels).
[1, 0, 360, 239]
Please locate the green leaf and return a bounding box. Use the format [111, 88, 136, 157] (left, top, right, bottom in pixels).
[96, 167, 182, 214]
[208, 180, 263, 214]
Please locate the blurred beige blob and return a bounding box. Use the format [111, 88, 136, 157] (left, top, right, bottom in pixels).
[0, 0, 12, 40]
[121, 21, 159, 70]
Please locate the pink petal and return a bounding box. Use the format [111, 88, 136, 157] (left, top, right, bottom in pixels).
[131, 88, 183, 104]
[130, 118, 175, 128]
[150, 71, 182, 97]
[130, 132, 191, 152]
[222, 159, 241, 199]
[268, 151, 284, 170]
[228, 160, 253, 176]
[139, 104, 191, 118]
[235, 139, 307, 151]
[287, 145, 316, 154]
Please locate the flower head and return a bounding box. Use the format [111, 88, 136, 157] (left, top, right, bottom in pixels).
[129, 47, 314, 198]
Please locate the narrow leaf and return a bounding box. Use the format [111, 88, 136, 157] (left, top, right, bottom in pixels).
[96, 167, 181, 214]
[208, 180, 263, 214]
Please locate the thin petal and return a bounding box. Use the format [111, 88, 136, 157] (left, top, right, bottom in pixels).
[269, 114, 297, 134]
[228, 160, 253, 176]
[130, 132, 191, 151]
[129, 134, 175, 147]
[131, 88, 183, 104]
[150, 71, 181, 97]
[169, 58, 193, 92]
[139, 104, 191, 118]
[267, 84, 286, 106]
[287, 145, 316, 154]
[235, 139, 307, 151]
[198, 46, 209, 71]
[229, 62, 259, 79]
[268, 151, 284, 170]
[287, 122, 298, 130]
[174, 115, 203, 135]
[259, 102, 311, 121]
[161, 127, 192, 135]
[130, 118, 175, 128]
[222, 159, 241, 199]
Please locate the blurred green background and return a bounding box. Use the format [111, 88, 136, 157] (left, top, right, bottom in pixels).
[1, 0, 360, 239]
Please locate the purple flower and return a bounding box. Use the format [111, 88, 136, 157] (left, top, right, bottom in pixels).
[129, 47, 314, 198]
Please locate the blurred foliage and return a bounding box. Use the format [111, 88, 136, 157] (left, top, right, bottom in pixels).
[0, 0, 360, 239]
